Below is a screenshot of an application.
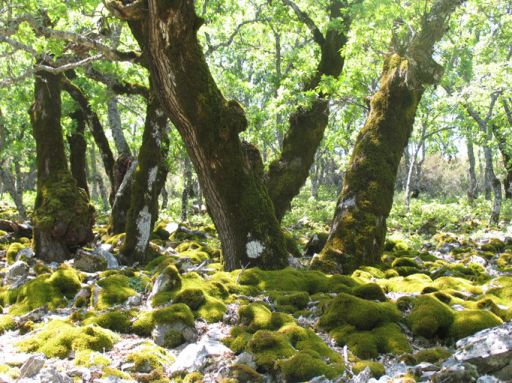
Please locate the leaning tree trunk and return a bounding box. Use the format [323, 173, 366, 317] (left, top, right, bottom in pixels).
[30, 69, 94, 263]
[109, 0, 288, 270]
[0, 165, 26, 220]
[312, 0, 463, 274]
[110, 157, 137, 234]
[264, 0, 350, 222]
[121, 90, 169, 264]
[68, 109, 89, 195]
[490, 123, 512, 199]
[484, 147, 502, 225]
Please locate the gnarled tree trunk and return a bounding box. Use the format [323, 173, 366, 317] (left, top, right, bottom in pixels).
[265, 0, 351, 221]
[109, 0, 289, 270]
[31, 69, 94, 263]
[312, 0, 463, 273]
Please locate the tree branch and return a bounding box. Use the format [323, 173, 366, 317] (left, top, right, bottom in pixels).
[282, 0, 325, 46]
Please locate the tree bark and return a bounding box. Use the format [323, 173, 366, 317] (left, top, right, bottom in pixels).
[464, 94, 502, 224]
[265, 0, 351, 221]
[108, 0, 289, 270]
[466, 136, 478, 202]
[121, 90, 169, 264]
[30, 68, 94, 263]
[312, 0, 463, 274]
[68, 109, 89, 195]
[110, 152, 135, 233]
[62, 77, 116, 202]
[107, 95, 131, 156]
[181, 156, 192, 222]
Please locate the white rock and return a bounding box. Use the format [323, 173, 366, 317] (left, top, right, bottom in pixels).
[170, 337, 232, 373]
[19, 355, 45, 378]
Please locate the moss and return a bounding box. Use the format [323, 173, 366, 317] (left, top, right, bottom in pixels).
[74, 350, 110, 367]
[174, 288, 206, 310]
[102, 367, 131, 380]
[239, 303, 272, 330]
[1, 267, 84, 315]
[413, 347, 451, 364]
[247, 330, 295, 371]
[283, 231, 301, 258]
[183, 372, 204, 383]
[0, 315, 16, 334]
[448, 310, 502, 340]
[83, 310, 135, 333]
[352, 361, 385, 378]
[6, 242, 26, 264]
[132, 311, 155, 336]
[352, 283, 387, 301]
[276, 351, 340, 382]
[96, 273, 138, 309]
[153, 303, 195, 327]
[126, 344, 174, 373]
[47, 265, 82, 298]
[407, 295, 454, 339]
[229, 364, 263, 382]
[373, 322, 411, 354]
[224, 326, 253, 353]
[33, 261, 51, 275]
[431, 276, 482, 295]
[383, 273, 432, 293]
[391, 257, 419, 268]
[236, 267, 332, 294]
[273, 291, 310, 310]
[17, 320, 118, 358]
[319, 293, 401, 331]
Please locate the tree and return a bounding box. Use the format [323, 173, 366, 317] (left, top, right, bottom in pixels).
[30, 67, 94, 262]
[312, 0, 464, 274]
[108, 0, 290, 271]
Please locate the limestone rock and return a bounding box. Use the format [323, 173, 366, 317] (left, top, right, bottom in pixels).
[19, 354, 45, 378]
[74, 250, 107, 273]
[4, 260, 29, 285]
[453, 321, 512, 380]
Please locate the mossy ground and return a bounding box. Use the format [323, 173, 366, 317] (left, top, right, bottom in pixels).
[1, 197, 512, 381]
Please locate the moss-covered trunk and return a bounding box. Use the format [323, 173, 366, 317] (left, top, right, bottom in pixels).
[110, 155, 136, 234]
[110, 0, 288, 270]
[30, 69, 94, 263]
[121, 90, 169, 264]
[68, 109, 89, 196]
[312, 0, 463, 273]
[265, 0, 350, 221]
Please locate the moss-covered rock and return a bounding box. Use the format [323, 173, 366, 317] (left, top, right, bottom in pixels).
[407, 295, 454, 339]
[319, 293, 401, 331]
[96, 272, 144, 309]
[126, 343, 174, 373]
[448, 310, 502, 340]
[229, 364, 263, 383]
[174, 288, 206, 310]
[0, 315, 16, 334]
[413, 347, 451, 364]
[352, 283, 387, 301]
[276, 351, 340, 382]
[247, 330, 295, 371]
[82, 310, 135, 333]
[17, 320, 118, 358]
[5, 242, 26, 264]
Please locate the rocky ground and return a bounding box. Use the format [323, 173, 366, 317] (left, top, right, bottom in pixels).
[0, 217, 512, 383]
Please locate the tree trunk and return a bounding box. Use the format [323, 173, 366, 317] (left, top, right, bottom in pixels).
[312, 0, 462, 274]
[68, 109, 89, 195]
[181, 156, 192, 222]
[30, 69, 94, 263]
[467, 137, 478, 202]
[107, 95, 131, 156]
[0, 165, 26, 220]
[490, 123, 512, 199]
[110, 159, 137, 234]
[265, 0, 350, 221]
[109, 0, 288, 270]
[62, 78, 116, 202]
[121, 90, 169, 264]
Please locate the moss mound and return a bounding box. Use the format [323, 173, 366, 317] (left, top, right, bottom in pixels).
[407, 295, 454, 339]
[18, 320, 118, 358]
[352, 283, 387, 301]
[448, 310, 502, 340]
[1, 266, 83, 315]
[276, 351, 340, 382]
[319, 293, 401, 331]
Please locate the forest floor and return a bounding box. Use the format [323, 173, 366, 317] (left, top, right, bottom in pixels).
[0, 194, 511, 383]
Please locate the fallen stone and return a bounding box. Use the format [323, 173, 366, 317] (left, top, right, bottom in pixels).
[152, 321, 197, 348]
[170, 337, 232, 373]
[96, 244, 119, 269]
[19, 355, 45, 378]
[4, 260, 29, 285]
[74, 250, 107, 273]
